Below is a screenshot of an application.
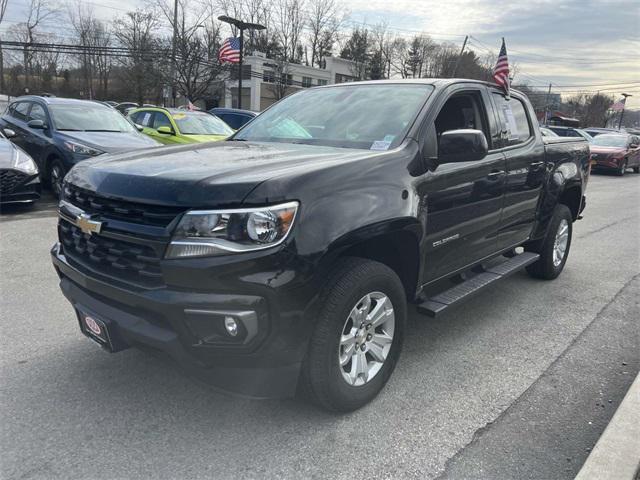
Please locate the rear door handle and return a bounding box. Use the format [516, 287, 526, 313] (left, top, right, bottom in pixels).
[487, 170, 505, 179]
[530, 161, 545, 168]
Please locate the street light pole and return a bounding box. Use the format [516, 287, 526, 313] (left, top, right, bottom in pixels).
[170, 0, 178, 107]
[618, 93, 632, 130]
[218, 16, 266, 110]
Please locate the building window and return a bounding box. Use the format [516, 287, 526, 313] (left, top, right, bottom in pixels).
[302, 76, 312, 88]
[317, 79, 328, 86]
[263, 70, 275, 83]
[283, 73, 293, 86]
[335, 73, 355, 84]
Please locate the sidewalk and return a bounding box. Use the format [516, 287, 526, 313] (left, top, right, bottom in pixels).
[575, 373, 640, 480]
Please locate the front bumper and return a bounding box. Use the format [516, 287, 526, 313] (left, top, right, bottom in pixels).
[0, 171, 41, 204]
[51, 242, 319, 399]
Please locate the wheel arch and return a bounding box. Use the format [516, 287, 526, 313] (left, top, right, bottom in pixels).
[324, 224, 422, 302]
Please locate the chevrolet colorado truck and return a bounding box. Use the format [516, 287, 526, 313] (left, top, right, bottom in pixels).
[51, 80, 590, 412]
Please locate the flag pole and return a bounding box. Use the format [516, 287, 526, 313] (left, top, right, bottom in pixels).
[238, 28, 244, 109]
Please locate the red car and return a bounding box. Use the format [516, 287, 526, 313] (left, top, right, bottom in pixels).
[590, 133, 640, 176]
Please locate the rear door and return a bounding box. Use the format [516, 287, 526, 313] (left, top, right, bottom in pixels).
[418, 84, 507, 283]
[490, 90, 547, 249]
[21, 102, 52, 164]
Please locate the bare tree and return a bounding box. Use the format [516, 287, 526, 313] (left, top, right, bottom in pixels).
[272, 0, 305, 63]
[69, 2, 112, 99]
[1, 0, 9, 91]
[14, 0, 57, 90]
[113, 8, 163, 104]
[307, 0, 343, 67]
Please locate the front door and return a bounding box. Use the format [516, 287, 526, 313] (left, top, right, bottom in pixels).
[417, 86, 506, 283]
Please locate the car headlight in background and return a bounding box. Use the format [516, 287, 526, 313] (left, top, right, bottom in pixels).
[12, 150, 38, 175]
[63, 141, 104, 156]
[165, 201, 299, 259]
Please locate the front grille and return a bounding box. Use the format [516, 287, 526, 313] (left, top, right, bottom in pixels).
[0, 169, 27, 194]
[64, 184, 184, 227]
[59, 219, 164, 288]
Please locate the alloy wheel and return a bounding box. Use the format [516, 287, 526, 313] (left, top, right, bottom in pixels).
[338, 291, 395, 386]
[553, 218, 569, 267]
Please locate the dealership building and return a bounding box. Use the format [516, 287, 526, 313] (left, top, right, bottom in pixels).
[221, 53, 358, 111]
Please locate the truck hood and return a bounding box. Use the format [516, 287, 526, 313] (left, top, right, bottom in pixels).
[66, 141, 380, 207]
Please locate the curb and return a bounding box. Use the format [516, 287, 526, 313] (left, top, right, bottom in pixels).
[575, 372, 640, 480]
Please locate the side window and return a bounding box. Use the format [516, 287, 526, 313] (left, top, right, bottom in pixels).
[219, 113, 244, 130]
[13, 102, 30, 121]
[129, 111, 142, 124]
[137, 111, 154, 127]
[434, 91, 489, 140]
[29, 103, 47, 122]
[492, 94, 532, 146]
[153, 112, 172, 129]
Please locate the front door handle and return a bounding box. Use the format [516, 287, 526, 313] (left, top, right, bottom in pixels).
[530, 161, 545, 168]
[487, 170, 505, 179]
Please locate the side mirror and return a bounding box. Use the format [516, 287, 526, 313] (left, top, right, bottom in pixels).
[134, 124, 144, 132]
[3, 128, 16, 138]
[157, 126, 174, 135]
[27, 119, 46, 130]
[438, 129, 488, 164]
[630, 143, 639, 149]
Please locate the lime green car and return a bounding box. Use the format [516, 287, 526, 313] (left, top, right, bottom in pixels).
[128, 107, 234, 144]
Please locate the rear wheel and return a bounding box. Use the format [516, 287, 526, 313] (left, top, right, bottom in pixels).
[633, 166, 640, 174]
[526, 204, 573, 280]
[299, 257, 406, 412]
[48, 158, 66, 198]
[616, 159, 627, 176]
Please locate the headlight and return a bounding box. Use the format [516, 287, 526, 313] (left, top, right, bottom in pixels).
[165, 201, 299, 259]
[63, 141, 103, 156]
[13, 150, 38, 175]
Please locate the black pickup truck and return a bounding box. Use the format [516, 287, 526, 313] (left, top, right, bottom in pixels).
[51, 80, 590, 412]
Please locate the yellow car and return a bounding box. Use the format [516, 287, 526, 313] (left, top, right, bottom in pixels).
[128, 107, 234, 144]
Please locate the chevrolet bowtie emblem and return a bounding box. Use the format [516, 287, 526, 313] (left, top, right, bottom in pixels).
[76, 213, 103, 235]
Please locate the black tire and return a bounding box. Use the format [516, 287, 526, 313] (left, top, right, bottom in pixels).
[298, 257, 406, 412]
[616, 159, 627, 176]
[633, 166, 640, 174]
[525, 204, 573, 280]
[48, 158, 66, 198]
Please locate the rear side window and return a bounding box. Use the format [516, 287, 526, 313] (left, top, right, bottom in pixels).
[219, 113, 249, 130]
[12, 102, 30, 121]
[493, 94, 532, 146]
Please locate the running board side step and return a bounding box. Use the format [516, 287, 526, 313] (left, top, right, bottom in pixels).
[417, 252, 540, 317]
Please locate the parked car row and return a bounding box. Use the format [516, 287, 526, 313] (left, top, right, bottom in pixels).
[0, 95, 257, 205]
[540, 124, 640, 176]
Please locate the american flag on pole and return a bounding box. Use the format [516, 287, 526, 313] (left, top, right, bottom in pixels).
[218, 37, 241, 63]
[493, 38, 510, 96]
[611, 97, 626, 111]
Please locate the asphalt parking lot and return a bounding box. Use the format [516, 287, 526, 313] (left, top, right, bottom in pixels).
[1, 173, 638, 480]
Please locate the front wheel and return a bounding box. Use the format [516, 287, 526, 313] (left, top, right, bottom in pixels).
[299, 257, 406, 412]
[526, 204, 573, 280]
[633, 166, 640, 174]
[48, 158, 66, 198]
[616, 159, 628, 176]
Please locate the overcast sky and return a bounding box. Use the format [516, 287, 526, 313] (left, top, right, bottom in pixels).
[3, 0, 639, 107]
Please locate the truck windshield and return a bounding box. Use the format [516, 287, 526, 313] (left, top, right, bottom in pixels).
[233, 84, 434, 150]
[50, 105, 136, 132]
[591, 134, 627, 148]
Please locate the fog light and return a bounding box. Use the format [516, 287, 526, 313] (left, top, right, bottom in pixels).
[224, 316, 239, 336]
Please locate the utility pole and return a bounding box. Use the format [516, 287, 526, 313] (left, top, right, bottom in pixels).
[617, 93, 632, 130]
[542, 83, 552, 125]
[169, 0, 178, 107]
[451, 35, 468, 78]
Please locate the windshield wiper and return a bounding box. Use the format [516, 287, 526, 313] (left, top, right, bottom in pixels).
[58, 128, 84, 131]
[84, 129, 123, 132]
